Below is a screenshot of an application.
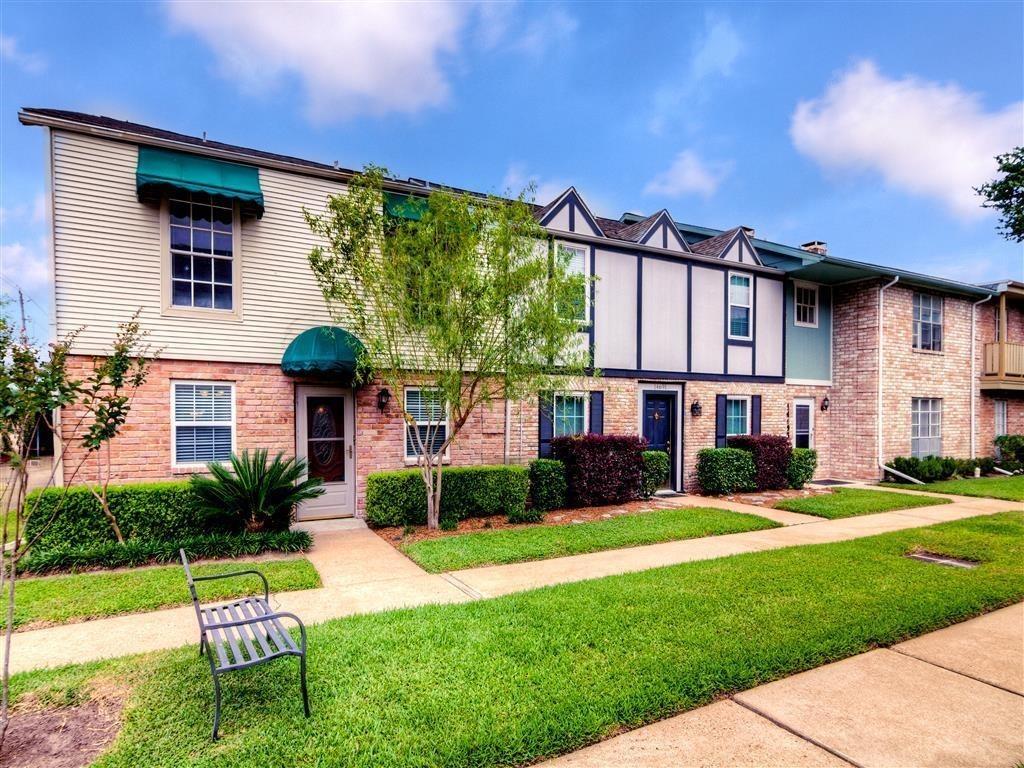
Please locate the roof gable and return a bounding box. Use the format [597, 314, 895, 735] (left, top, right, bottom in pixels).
[536, 187, 604, 237]
[691, 227, 763, 266]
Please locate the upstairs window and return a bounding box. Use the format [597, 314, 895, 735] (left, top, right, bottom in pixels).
[728, 273, 752, 339]
[170, 193, 234, 311]
[794, 282, 818, 328]
[913, 293, 943, 352]
[405, 387, 448, 458]
[557, 242, 588, 323]
[911, 397, 942, 458]
[553, 392, 586, 437]
[172, 381, 234, 465]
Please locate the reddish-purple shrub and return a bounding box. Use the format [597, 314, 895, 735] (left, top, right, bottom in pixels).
[551, 434, 645, 507]
[727, 434, 792, 491]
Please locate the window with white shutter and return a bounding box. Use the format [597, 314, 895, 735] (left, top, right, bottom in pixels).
[172, 382, 234, 465]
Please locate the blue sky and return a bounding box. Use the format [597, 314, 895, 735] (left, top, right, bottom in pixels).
[2, 1, 1022, 339]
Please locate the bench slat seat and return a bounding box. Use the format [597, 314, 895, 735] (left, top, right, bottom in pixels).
[180, 549, 310, 739]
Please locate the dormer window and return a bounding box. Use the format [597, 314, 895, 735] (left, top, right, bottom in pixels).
[170, 193, 235, 310]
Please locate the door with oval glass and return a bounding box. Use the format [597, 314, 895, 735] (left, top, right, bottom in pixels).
[295, 386, 355, 519]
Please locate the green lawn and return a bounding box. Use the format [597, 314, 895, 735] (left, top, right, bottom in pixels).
[11, 511, 1023, 768]
[774, 487, 949, 519]
[401, 507, 780, 572]
[2, 557, 321, 631]
[882, 474, 1024, 502]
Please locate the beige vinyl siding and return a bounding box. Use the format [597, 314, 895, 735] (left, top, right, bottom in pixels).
[593, 248, 637, 369]
[52, 130, 338, 363]
[689, 266, 725, 373]
[755, 277, 784, 376]
[640, 257, 687, 371]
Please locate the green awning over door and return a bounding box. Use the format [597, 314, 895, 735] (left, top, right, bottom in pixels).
[136, 146, 265, 218]
[281, 326, 366, 384]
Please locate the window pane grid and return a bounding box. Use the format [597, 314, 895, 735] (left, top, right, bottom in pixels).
[795, 285, 817, 326]
[726, 398, 748, 436]
[728, 274, 751, 338]
[911, 398, 942, 458]
[913, 293, 942, 352]
[170, 194, 233, 311]
[558, 244, 588, 323]
[554, 393, 585, 437]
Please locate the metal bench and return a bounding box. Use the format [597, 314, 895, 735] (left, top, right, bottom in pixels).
[180, 549, 310, 739]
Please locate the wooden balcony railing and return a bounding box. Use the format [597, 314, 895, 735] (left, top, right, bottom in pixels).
[983, 341, 1024, 378]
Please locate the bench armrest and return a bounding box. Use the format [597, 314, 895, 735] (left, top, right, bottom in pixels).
[192, 569, 270, 602]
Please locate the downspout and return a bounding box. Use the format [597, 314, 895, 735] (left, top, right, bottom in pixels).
[970, 294, 993, 459]
[877, 276, 899, 478]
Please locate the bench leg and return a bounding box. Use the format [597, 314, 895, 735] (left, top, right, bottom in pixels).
[199, 634, 206, 657]
[211, 671, 223, 741]
[299, 653, 310, 717]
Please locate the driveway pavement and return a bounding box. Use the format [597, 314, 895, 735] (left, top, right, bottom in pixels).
[543, 603, 1024, 767]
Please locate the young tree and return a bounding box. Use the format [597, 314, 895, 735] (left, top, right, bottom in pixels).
[976, 147, 1024, 242]
[306, 167, 591, 529]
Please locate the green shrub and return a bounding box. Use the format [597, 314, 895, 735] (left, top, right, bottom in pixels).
[365, 465, 530, 527]
[529, 459, 567, 513]
[888, 455, 976, 483]
[787, 449, 818, 489]
[979, 456, 996, 474]
[24, 482, 212, 552]
[640, 451, 671, 498]
[189, 449, 324, 533]
[696, 448, 756, 495]
[995, 434, 1024, 464]
[20, 531, 312, 575]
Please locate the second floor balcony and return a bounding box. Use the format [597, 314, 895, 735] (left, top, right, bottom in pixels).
[980, 285, 1024, 393]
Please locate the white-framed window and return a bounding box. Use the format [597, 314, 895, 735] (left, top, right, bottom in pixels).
[172, 381, 234, 466]
[726, 396, 751, 436]
[404, 387, 449, 458]
[728, 272, 752, 340]
[995, 400, 1008, 438]
[556, 241, 588, 323]
[169, 193, 236, 311]
[911, 397, 942, 458]
[912, 292, 943, 352]
[794, 281, 818, 328]
[553, 392, 587, 437]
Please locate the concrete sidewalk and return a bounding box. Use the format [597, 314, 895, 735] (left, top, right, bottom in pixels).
[543, 603, 1024, 767]
[8, 490, 1014, 674]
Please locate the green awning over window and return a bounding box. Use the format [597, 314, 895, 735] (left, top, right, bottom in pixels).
[136, 146, 265, 218]
[383, 191, 428, 221]
[281, 326, 366, 384]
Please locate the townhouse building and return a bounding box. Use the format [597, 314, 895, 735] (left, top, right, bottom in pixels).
[17, 108, 1023, 519]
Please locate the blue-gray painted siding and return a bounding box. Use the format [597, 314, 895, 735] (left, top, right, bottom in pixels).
[785, 282, 831, 381]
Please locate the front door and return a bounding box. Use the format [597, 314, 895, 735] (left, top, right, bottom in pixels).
[642, 392, 677, 490]
[295, 386, 355, 520]
[793, 398, 814, 449]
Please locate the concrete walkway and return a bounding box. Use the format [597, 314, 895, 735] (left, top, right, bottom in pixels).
[542, 603, 1024, 767]
[8, 489, 1015, 673]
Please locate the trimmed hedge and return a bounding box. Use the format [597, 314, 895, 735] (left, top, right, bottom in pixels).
[696, 448, 756, 495]
[529, 459, 567, 514]
[640, 451, 671, 499]
[787, 449, 818, 489]
[365, 465, 530, 527]
[728, 434, 792, 491]
[888, 455, 965, 483]
[552, 434, 645, 507]
[24, 482, 216, 552]
[21, 531, 312, 575]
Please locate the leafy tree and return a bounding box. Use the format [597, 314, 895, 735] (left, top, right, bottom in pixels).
[306, 167, 591, 529]
[976, 147, 1024, 242]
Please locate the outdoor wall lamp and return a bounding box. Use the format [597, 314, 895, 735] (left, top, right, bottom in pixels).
[377, 388, 391, 413]
[821, 397, 830, 412]
[690, 400, 702, 417]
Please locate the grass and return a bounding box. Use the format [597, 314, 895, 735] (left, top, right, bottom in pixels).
[882, 474, 1024, 502]
[2, 557, 321, 631]
[400, 507, 780, 572]
[10, 511, 1023, 768]
[774, 487, 949, 519]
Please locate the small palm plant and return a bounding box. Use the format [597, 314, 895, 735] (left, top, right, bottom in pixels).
[190, 449, 325, 532]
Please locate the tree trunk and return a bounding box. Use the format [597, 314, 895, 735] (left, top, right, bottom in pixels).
[99, 497, 125, 544]
[423, 457, 439, 530]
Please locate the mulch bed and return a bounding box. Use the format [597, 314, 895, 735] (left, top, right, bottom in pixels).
[374, 497, 688, 545]
[717, 487, 834, 508]
[1, 698, 122, 768]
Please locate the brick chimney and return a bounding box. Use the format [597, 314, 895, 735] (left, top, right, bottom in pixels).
[801, 240, 827, 255]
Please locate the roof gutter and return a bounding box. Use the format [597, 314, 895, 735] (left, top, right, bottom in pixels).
[970, 294, 994, 459]
[877, 276, 899, 476]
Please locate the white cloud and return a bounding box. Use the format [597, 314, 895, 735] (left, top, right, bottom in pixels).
[791, 60, 1024, 220]
[648, 13, 742, 135]
[643, 150, 732, 198]
[0, 193, 46, 227]
[0, 34, 46, 74]
[165, 1, 471, 122]
[475, 4, 577, 55]
[508, 7, 578, 56]
[0, 240, 50, 292]
[501, 164, 572, 207]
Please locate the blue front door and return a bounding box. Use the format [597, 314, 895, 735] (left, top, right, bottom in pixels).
[642, 393, 676, 490]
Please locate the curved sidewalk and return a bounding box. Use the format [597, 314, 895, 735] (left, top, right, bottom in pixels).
[8, 491, 1013, 674]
